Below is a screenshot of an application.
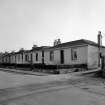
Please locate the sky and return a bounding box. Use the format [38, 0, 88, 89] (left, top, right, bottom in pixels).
[0, 0, 105, 52]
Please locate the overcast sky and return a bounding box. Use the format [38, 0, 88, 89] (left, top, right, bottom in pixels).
[0, 0, 105, 52]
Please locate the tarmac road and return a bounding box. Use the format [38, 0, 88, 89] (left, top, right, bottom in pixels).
[1, 84, 105, 105]
[0, 68, 105, 105]
[0, 69, 73, 89]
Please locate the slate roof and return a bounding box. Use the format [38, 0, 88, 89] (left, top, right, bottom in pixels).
[51, 39, 105, 48]
[31, 46, 50, 51]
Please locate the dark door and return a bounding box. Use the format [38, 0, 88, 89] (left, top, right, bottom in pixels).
[30, 54, 33, 62]
[102, 56, 105, 69]
[60, 50, 64, 64]
[42, 51, 44, 64]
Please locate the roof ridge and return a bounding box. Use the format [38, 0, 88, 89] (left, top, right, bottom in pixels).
[52, 39, 105, 48]
[54, 39, 95, 46]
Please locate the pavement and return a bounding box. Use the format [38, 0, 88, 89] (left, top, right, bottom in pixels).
[0, 68, 50, 76]
[0, 67, 101, 76]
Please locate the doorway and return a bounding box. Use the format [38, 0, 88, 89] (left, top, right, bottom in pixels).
[60, 50, 64, 64]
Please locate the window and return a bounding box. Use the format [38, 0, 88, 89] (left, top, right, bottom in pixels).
[71, 48, 78, 60]
[25, 55, 28, 61]
[18, 54, 20, 60]
[50, 51, 54, 61]
[30, 54, 32, 62]
[21, 53, 23, 60]
[36, 53, 38, 61]
[15, 55, 16, 62]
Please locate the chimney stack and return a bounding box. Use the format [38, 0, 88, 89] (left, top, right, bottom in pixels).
[98, 31, 102, 47]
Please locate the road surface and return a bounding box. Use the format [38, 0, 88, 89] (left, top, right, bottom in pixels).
[0, 69, 105, 105]
[0, 69, 72, 89]
[1, 84, 105, 105]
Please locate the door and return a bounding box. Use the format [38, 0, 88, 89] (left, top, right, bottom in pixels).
[60, 50, 64, 64]
[42, 51, 44, 64]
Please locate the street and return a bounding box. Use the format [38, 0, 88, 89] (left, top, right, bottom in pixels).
[0, 69, 72, 89]
[1, 85, 105, 105]
[0, 69, 105, 105]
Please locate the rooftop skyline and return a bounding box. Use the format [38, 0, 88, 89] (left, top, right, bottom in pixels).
[0, 0, 105, 52]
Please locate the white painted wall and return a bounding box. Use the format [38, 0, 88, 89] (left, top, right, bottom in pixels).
[44, 45, 88, 65]
[16, 54, 22, 64]
[15, 54, 21, 64]
[70, 46, 88, 65]
[27, 52, 33, 63]
[101, 48, 105, 56]
[23, 53, 29, 64]
[44, 51, 52, 64]
[87, 45, 98, 69]
[32, 51, 42, 64]
[10, 55, 14, 63]
[44, 50, 59, 65]
[53, 50, 61, 64]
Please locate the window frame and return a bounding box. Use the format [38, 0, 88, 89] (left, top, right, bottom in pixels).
[25, 54, 28, 61]
[71, 48, 78, 60]
[50, 51, 54, 61]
